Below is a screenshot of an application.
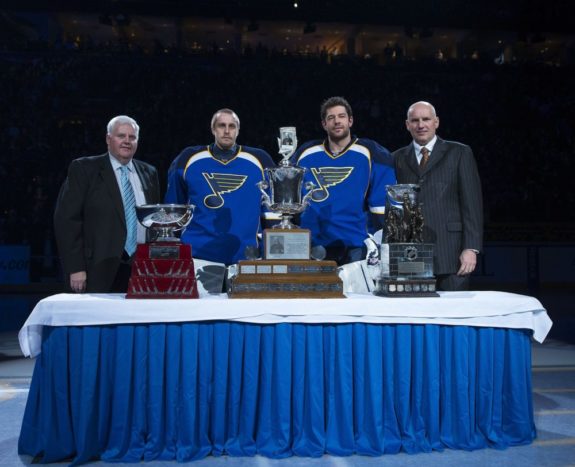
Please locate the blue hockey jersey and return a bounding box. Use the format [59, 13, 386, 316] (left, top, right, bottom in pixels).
[292, 137, 396, 248]
[165, 144, 275, 265]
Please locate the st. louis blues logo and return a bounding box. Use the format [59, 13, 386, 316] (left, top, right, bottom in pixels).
[203, 172, 247, 208]
[310, 167, 354, 202]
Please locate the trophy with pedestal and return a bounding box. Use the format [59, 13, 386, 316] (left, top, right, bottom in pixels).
[126, 204, 199, 299]
[258, 126, 318, 259]
[228, 127, 344, 298]
[374, 184, 438, 297]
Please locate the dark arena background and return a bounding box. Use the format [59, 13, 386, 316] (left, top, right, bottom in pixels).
[0, 1, 574, 465]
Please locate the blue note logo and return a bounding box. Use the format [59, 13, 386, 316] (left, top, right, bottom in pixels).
[310, 167, 354, 202]
[202, 173, 247, 208]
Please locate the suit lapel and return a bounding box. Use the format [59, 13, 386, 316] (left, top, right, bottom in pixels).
[134, 160, 151, 203]
[421, 137, 447, 174]
[99, 155, 126, 226]
[404, 143, 420, 176]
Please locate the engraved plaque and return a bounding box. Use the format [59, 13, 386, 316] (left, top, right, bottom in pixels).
[398, 262, 425, 274]
[149, 245, 181, 260]
[264, 229, 311, 260]
[240, 264, 256, 274]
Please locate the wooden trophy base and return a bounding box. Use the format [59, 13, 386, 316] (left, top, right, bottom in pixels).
[229, 259, 344, 299]
[126, 242, 199, 299]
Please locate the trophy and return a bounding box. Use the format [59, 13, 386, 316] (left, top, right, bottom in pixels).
[257, 126, 318, 259]
[126, 204, 199, 299]
[374, 184, 438, 297]
[228, 127, 344, 299]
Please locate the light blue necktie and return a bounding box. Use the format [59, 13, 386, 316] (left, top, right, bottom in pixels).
[120, 165, 138, 256]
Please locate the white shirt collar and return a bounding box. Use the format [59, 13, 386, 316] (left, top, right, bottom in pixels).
[413, 135, 438, 155]
[109, 153, 134, 172]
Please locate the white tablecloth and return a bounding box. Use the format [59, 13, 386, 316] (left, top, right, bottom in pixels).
[19, 291, 552, 357]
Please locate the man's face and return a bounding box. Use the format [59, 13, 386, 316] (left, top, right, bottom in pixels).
[212, 113, 239, 150]
[322, 105, 353, 142]
[107, 123, 138, 165]
[406, 104, 439, 145]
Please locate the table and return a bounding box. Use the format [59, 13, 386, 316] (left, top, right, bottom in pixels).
[18, 292, 551, 464]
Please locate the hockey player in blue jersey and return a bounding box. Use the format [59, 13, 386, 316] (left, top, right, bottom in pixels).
[165, 108, 275, 265]
[291, 96, 396, 265]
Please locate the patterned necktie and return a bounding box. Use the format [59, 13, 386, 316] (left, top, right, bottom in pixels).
[419, 147, 430, 169]
[120, 165, 138, 256]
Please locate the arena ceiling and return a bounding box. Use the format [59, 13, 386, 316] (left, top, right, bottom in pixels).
[2, 0, 572, 33]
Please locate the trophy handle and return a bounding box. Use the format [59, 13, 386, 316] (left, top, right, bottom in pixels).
[257, 180, 272, 209]
[301, 181, 320, 207]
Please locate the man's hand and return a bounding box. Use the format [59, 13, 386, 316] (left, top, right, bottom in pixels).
[70, 271, 87, 293]
[457, 249, 477, 276]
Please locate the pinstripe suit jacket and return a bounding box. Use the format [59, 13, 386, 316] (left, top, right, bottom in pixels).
[54, 154, 160, 292]
[393, 137, 483, 275]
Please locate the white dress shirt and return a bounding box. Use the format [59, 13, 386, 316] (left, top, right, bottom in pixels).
[413, 135, 438, 164]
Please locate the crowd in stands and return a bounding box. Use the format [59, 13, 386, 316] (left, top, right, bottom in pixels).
[1, 38, 574, 279]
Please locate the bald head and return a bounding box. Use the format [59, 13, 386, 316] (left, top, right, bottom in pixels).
[405, 101, 439, 145]
[406, 101, 437, 119]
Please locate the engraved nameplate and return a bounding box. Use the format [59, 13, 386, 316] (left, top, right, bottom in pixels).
[240, 264, 256, 274]
[398, 262, 425, 274]
[149, 245, 181, 260]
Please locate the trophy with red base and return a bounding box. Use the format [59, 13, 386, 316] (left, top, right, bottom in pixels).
[126, 204, 199, 299]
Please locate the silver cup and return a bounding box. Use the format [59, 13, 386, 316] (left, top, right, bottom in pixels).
[136, 204, 194, 242]
[258, 166, 317, 229]
[258, 127, 318, 229]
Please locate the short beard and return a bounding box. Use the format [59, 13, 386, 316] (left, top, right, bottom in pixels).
[329, 128, 350, 144]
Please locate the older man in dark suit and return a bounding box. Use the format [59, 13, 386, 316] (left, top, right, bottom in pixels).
[54, 115, 160, 293]
[393, 101, 483, 291]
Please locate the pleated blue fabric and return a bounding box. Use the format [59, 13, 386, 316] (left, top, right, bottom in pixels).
[18, 323, 536, 464]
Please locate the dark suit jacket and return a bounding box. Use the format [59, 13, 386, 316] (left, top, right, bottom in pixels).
[54, 154, 160, 292]
[393, 137, 483, 275]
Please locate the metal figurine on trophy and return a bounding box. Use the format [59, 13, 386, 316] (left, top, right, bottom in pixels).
[374, 184, 438, 297]
[229, 127, 344, 299]
[126, 204, 199, 298]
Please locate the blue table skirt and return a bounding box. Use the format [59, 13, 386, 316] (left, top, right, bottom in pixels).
[18, 322, 535, 464]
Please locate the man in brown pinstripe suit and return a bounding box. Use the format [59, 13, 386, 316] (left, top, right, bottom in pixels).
[393, 101, 483, 291]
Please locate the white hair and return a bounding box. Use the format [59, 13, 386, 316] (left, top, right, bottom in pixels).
[107, 115, 140, 140]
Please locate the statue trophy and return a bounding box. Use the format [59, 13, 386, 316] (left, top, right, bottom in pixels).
[126, 204, 199, 299]
[374, 184, 438, 297]
[228, 127, 344, 298]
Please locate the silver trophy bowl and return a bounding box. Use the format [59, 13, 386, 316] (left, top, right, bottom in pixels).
[258, 125, 319, 229]
[259, 167, 317, 229]
[136, 204, 194, 242]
